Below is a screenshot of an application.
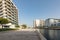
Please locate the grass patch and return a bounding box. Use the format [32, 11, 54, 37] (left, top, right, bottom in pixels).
[0, 28, 18, 32]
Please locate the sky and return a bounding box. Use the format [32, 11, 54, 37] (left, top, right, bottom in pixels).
[13, 0, 60, 27]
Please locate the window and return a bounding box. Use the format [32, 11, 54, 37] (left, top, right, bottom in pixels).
[0, 4, 2, 7]
[0, 11, 3, 13]
[0, 8, 2, 10]
[0, 1, 2, 4]
[0, 13, 3, 16]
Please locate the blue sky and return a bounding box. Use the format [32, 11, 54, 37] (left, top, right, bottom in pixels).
[13, 0, 60, 27]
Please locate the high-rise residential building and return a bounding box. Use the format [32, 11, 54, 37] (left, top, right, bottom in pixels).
[39, 20, 45, 27]
[45, 18, 60, 27]
[33, 19, 45, 28]
[0, 0, 18, 25]
[33, 19, 40, 28]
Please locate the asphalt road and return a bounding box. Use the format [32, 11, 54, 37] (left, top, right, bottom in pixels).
[0, 29, 40, 40]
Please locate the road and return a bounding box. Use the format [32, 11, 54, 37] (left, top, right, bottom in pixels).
[0, 29, 40, 40]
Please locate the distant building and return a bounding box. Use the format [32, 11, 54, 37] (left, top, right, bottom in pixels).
[45, 18, 60, 27]
[33, 19, 45, 28]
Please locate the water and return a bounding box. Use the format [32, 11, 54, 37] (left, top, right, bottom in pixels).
[40, 29, 60, 40]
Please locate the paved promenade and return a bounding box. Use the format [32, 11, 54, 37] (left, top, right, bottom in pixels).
[0, 29, 40, 40]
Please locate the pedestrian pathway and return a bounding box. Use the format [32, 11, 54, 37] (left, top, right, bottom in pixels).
[0, 29, 40, 40]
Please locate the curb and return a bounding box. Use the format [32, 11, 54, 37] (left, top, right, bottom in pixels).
[36, 29, 47, 40]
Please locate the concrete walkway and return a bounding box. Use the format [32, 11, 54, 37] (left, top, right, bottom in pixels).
[0, 29, 40, 40]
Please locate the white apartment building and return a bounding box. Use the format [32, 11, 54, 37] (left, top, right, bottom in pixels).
[33, 19, 45, 28]
[0, 0, 18, 25]
[45, 18, 60, 27]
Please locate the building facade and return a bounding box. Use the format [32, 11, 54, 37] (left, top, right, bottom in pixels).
[33, 19, 45, 28]
[45, 18, 60, 27]
[0, 0, 18, 25]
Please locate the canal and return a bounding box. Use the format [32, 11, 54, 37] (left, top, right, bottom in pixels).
[40, 28, 60, 40]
